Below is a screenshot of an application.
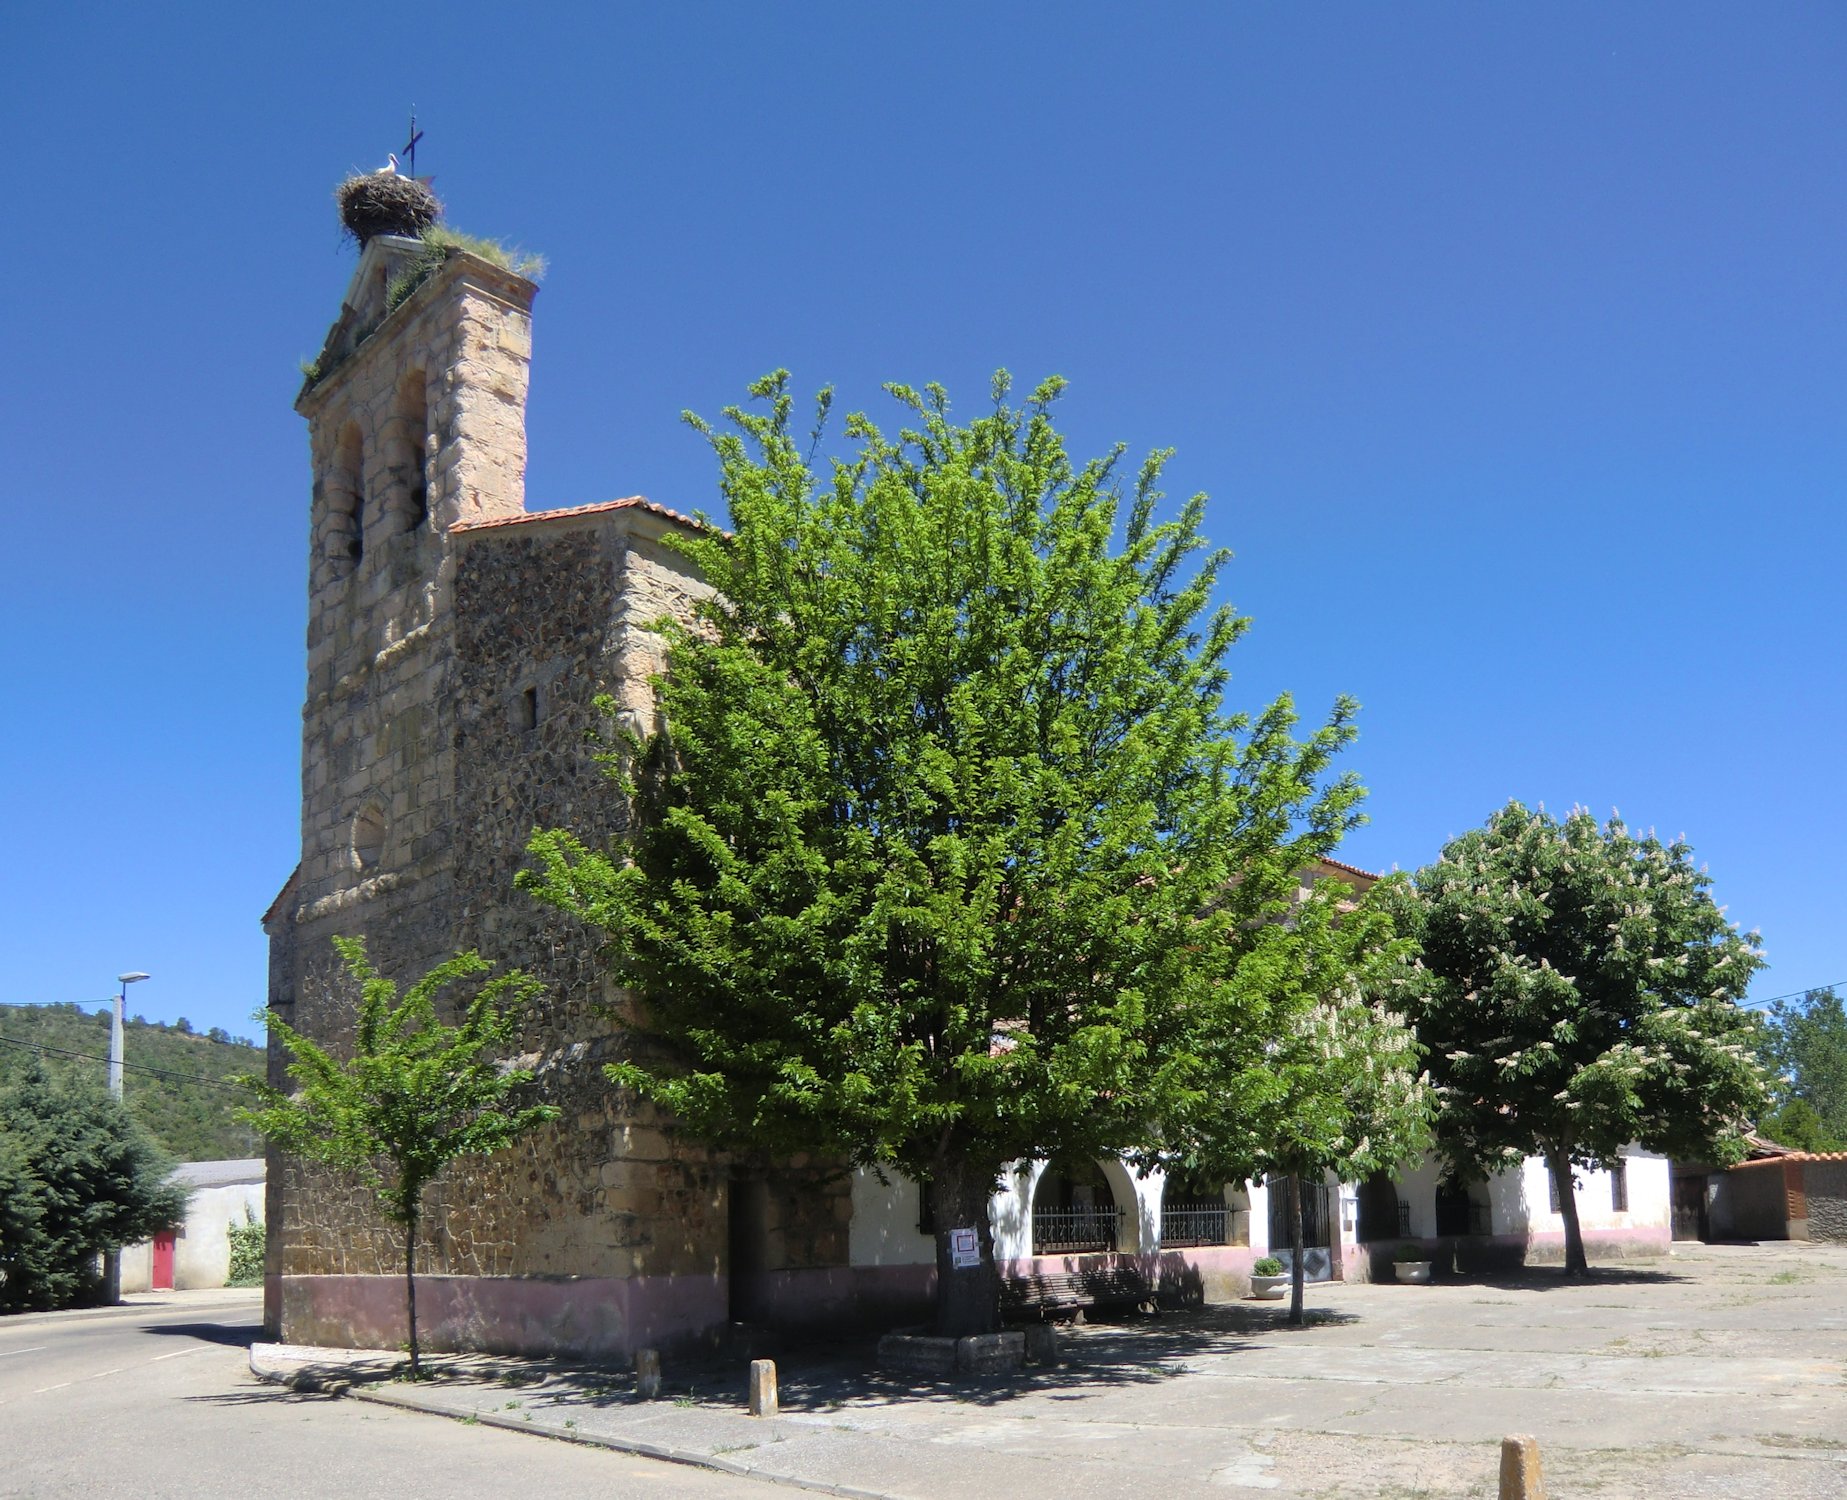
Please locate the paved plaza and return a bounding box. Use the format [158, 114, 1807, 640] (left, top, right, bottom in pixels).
[256, 1240, 1847, 1499]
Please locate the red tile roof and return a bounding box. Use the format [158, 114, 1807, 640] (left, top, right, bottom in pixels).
[453, 496, 704, 534]
[1315, 855, 1382, 882]
[1728, 1149, 1847, 1167]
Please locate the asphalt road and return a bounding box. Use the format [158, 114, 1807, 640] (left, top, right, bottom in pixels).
[0, 1289, 768, 1499]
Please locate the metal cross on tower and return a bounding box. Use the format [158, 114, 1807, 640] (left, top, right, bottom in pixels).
[402, 110, 425, 178]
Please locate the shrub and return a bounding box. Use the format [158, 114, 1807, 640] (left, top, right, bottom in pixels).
[226, 1210, 265, 1287]
[1252, 1256, 1284, 1277]
[1393, 1243, 1427, 1264]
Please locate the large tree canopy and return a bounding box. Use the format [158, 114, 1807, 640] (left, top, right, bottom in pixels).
[1759, 987, 1847, 1150]
[1389, 802, 1767, 1274]
[523, 372, 1369, 1334]
[0, 1063, 187, 1312]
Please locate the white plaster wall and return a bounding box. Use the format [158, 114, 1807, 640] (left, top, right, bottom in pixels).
[848, 1158, 1274, 1264]
[1485, 1165, 1529, 1235]
[119, 1241, 154, 1294]
[1517, 1149, 1669, 1235]
[847, 1167, 936, 1267]
[118, 1181, 264, 1292]
[176, 1184, 264, 1289]
[846, 1164, 1034, 1266]
[1395, 1157, 1443, 1237]
[1246, 1178, 1271, 1254]
[992, 1162, 1034, 1259]
[1099, 1158, 1157, 1254]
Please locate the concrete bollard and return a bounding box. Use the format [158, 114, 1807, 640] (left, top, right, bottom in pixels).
[748, 1358, 778, 1418]
[634, 1347, 661, 1399]
[1022, 1323, 1059, 1366]
[1499, 1434, 1546, 1500]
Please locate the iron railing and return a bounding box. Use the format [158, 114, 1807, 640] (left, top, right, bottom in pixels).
[1159, 1204, 1229, 1247]
[1032, 1207, 1123, 1254]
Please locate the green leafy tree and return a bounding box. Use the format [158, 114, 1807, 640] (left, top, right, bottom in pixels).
[1760, 988, 1847, 1148]
[1174, 880, 1430, 1324]
[1759, 1097, 1841, 1153]
[1389, 803, 1768, 1275]
[0, 1063, 187, 1312]
[523, 372, 1367, 1335]
[239, 939, 558, 1372]
[0, 1004, 264, 1160]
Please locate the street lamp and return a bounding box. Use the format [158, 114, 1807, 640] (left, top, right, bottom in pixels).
[110, 972, 150, 1099]
[104, 971, 149, 1306]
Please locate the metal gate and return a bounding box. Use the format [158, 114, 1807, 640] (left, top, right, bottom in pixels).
[1267, 1178, 1333, 1282]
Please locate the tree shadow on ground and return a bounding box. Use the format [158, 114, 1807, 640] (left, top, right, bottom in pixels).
[1433, 1264, 1688, 1291]
[139, 1319, 260, 1349]
[501, 1302, 1364, 1415]
[183, 1385, 345, 1406]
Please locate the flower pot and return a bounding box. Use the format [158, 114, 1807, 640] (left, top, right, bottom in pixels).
[1394, 1260, 1432, 1284]
[1250, 1274, 1289, 1300]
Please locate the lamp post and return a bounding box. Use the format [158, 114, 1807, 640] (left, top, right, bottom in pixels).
[109, 972, 149, 1098]
[104, 971, 149, 1303]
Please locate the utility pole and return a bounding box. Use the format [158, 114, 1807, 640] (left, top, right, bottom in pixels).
[104, 971, 149, 1303]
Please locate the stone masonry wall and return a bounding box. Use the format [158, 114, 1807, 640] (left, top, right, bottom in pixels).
[1803, 1162, 1847, 1242]
[269, 245, 853, 1348]
[270, 251, 538, 1284]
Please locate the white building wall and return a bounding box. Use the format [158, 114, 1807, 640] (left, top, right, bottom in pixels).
[175, 1183, 264, 1289]
[850, 1158, 1273, 1264]
[119, 1176, 265, 1293]
[1395, 1158, 1444, 1237]
[847, 1168, 935, 1267]
[1519, 1149, 1670, 1239]
[994, 1161, 1037, 1260]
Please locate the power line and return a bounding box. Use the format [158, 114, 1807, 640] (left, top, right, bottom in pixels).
[0, 1033, 255, 1092]
[1741, 981, 1845, 1012]
[0, 1002, 261, 1047]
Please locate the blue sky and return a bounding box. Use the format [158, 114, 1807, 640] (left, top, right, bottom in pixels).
[1, 4, 1841, 1040]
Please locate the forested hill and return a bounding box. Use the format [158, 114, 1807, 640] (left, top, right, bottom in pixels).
[0, 1003, 263, 1161]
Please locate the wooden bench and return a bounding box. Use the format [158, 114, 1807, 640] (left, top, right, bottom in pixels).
[1000, 1267, 1154, 1323]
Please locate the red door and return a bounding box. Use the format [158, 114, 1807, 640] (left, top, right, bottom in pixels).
[151, 1232, 176, 1291]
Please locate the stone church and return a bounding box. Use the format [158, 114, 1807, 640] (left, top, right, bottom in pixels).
[262, 207, 1672, 1362]
[261, 219, 867, 1358]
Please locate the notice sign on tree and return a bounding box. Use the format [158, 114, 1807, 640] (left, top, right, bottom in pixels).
[950, 1228, 980, 1269]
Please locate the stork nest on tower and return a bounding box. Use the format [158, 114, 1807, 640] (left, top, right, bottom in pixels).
[336, 172, 442, 245]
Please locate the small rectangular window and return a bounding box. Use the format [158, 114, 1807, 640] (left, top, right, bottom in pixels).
[917, 1175, 937, 1237]
[1610, 1160, 1628, 1213]
[519, 686, 540, 732]
[1549, 1172, 1561, 1214]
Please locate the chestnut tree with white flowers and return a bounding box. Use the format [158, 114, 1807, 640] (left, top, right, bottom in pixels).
[1386, 802, 1769, 1275]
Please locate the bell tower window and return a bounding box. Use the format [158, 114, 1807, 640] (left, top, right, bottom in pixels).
[385, 371, 429, 535]
[323, 421, 364, 572]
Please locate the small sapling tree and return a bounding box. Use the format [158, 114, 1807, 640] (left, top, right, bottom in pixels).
[1390, 803, 1768, 1275]
[240, 939, 557, 1373]
[1177, 880, 1429, 1324]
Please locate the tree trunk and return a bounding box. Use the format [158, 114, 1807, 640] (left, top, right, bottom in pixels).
[1546, 1145, 1588, 1277]
[1287, 1173, 1306, 1327]
[930, 1156, 1000, 1338]
[404, 1209, 421, 1375]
